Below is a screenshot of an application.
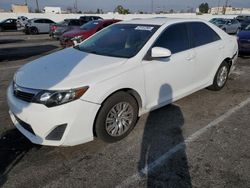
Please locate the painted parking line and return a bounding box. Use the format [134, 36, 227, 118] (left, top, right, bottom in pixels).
[117, 97, 250, 188]
[0, 65, 21, 71]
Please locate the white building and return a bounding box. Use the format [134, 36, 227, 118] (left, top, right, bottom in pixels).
[210, 7, 250, 15]
[43, 7, 61, 14]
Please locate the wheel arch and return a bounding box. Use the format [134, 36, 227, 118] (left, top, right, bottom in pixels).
[92, 88, 143, 137]
[223, 57, 232, 69]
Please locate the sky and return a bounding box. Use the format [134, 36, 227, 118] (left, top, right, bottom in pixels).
[0, 0, 249, 12]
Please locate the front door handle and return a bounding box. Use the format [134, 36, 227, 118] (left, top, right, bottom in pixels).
[186, 54, 195, 61]
[219, 45, 225, 49]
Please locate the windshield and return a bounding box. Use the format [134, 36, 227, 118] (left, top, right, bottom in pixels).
[57, 21, 66, 25]
[77, 24, 159, 58]
[80, 20, 101, 30]
[214, 19, 227, 25]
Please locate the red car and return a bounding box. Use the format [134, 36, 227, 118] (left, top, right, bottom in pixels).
[60, 19, 121, 47]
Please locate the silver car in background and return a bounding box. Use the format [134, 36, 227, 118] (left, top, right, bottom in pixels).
[24, 18, 55, 34]
[211, 18, 241, 34]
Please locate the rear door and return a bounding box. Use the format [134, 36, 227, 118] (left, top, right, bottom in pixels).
[34, 19, 44, 32]
[43, 19, 54, 33]
[187, 22, 223, 87]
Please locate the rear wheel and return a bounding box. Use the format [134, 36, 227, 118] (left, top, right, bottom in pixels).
[208, 61, 230, 91]
[30, 27, 38, 35]
[95, 91, 138, 142]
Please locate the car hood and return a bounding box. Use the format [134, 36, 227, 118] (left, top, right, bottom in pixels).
[15, 48, 127, 90]
[62, 28, 87, 37]
[238, 30, 250, 39]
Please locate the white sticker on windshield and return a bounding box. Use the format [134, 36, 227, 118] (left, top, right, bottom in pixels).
[135, 26, 154, 31]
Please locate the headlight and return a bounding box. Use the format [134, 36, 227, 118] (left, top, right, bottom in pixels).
[71, 35, 84, 42]
[33, 86, 89, 107]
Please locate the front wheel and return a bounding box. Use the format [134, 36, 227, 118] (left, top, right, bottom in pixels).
[30, 27, 38, 35]
[95, 91, 138, 143]
[208, 61, 230, 91]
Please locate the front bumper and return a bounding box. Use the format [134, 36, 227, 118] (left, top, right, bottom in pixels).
[60, 37, 74, 47]
[7, 84, 100, 146]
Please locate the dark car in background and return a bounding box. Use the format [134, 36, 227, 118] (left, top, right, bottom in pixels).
[0, 18, 17, 31]
[236, 15, 250, 30]
[240, 20, 250, 30]
[60, 19, 120, 47]
[49, 19, 83, 39]
[79, 16, 103, 25]
[236, 15, 250, 22]
[237, 24, 250, 55]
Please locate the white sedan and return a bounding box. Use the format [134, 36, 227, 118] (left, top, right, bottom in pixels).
[7, 18, 238, 146]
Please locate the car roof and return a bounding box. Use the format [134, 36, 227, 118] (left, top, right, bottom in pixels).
[31, 18, 52, 21]
[65, 19, 79, 21]
[121, 17, 206, 26]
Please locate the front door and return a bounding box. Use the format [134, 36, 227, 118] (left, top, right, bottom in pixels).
[142, 23, 196, 109]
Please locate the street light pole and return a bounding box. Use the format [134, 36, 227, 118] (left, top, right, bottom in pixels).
[75, 0, 78, 13]
[151, 0, 153, 13]
[223, 0, 229, 15]
[217, 0, 221, 14]
[35, 0, 39, 12]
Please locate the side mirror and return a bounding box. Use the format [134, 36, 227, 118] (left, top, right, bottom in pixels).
[151, 47, 172, 58]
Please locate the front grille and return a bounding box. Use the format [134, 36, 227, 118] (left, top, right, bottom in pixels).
[14, 90, 35, 102]
[15, 115, 35, 135]
[13, 82, 38, 103]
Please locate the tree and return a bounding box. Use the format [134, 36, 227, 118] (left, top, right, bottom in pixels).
[114, 5, 130, 14]
[199, 2, 209, 13]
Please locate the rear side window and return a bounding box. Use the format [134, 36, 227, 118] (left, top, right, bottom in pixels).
[189, 22, 221, 47]
[34, 19, 43, 23]
[44, 19, 54, 23]
[154, 23, 190, 54]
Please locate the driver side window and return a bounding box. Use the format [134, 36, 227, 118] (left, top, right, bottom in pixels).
[153, 23, 190, 54]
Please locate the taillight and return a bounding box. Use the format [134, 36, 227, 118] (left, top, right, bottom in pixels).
[51, 25, 57, 31]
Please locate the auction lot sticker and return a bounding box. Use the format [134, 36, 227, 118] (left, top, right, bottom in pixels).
[135, 26, 154, 31]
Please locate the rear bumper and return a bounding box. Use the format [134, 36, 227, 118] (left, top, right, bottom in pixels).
[230, 51, 238, 73]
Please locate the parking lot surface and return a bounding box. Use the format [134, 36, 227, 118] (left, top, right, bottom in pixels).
[0, 31, 250, 188]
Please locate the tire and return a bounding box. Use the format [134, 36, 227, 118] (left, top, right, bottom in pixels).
[208, 61, 230, 91]
[95, 91, 139, 143]
[0, 27, 2, 32]
[30, 27, 38, 35]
